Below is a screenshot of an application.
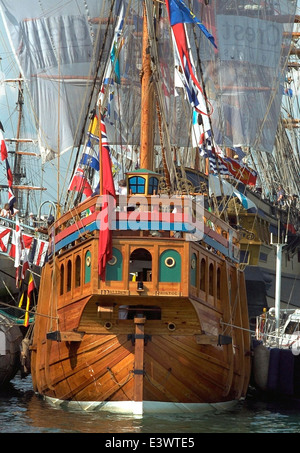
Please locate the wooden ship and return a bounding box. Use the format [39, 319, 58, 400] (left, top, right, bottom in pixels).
[30, 178, 251, 414]
[0, 0, 251, 413]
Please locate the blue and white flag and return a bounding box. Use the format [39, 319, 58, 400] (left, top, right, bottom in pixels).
[80, 140, 100, 171]
[207, 150, 231, 176]
[167, 0, 217, 48]
[167, 0, 213, 115]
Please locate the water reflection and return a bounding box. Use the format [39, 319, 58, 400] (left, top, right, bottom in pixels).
[1, 375, 300, 433]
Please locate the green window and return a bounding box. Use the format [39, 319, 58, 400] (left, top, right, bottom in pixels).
[84, 251, 91, 284]
[106, 248, 123, 281]
[159, 249, 181, 283]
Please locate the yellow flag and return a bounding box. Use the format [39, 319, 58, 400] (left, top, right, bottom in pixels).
[24, 296, 30, 327]
[18, 292, 24, 308]
[87, 115, 99, 142]
[24, 272, 35, 327]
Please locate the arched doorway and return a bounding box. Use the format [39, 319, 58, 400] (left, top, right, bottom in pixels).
[129, 248, 152, 282]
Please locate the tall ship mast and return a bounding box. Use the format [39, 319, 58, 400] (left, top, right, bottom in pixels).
[0, 74, 47, 385]
[0, 71, 48, 289]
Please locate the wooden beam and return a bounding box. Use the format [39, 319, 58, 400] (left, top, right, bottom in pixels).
[46, 330, 84, 342]
[134, 317, 146, 401]
[195, 334, 219, 345]
[195, 334, 232, 345]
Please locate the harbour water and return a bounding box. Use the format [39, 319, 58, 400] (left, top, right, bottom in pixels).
[1, 374, 300, 435]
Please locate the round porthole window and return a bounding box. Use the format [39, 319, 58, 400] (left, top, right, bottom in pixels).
[108, 255, 117, 266]
[165, 256, 175, 268]
[168, 322, 176, 331]
[86, 256, 91, 267]
[104, 321, 112, 330]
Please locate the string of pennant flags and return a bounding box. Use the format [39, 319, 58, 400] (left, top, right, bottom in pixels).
[0, 223, 48, 268]
[0, 219, 46, 326]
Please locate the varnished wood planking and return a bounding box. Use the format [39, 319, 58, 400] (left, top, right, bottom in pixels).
[48, 334, 130, 378]
[31, 204, 251, 406]
[144, 349, 202, 402]
[32, 269, 248, 402]
[79, 295, 204, 335]
[41, 335, 135, 400]
[150, 334, 230, 381]
[144, 336, 228, 402]
[65, 346, 135, 402]
[170, 334, 230, 369]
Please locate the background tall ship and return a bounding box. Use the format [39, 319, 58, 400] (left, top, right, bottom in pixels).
[222, 3, 300, 331]
[0, 0, 255, 414]
[0, 74, 49, 385]
[0, 77, 47, 295]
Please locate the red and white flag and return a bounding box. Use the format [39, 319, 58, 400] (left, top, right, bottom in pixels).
[68, 167, 93, 197]
[22, 234, 34, 251]
[21, 250, 30, 280]
[0, 130, 7, 161]
[9, 217, 23, 267]
[0, 226, 11, 252]
[33, 239, 48, 267]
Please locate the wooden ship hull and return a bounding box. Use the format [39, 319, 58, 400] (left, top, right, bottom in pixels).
[30, 195, 251, 414]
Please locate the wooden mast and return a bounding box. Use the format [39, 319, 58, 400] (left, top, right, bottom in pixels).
[131, 1, 155, 404]
[133, 316, 146, 402]
[13, 75, 24, 210]
[140, 2, 154, 170]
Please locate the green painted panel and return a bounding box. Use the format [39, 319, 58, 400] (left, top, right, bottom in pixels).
[159, 249, 181, 282]
[84, 250, 91, 284]
[190, 253, 197, 287]
[106, 247, 123, 281]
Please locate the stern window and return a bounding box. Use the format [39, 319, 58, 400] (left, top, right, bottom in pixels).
[118, 305, 161, 320]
